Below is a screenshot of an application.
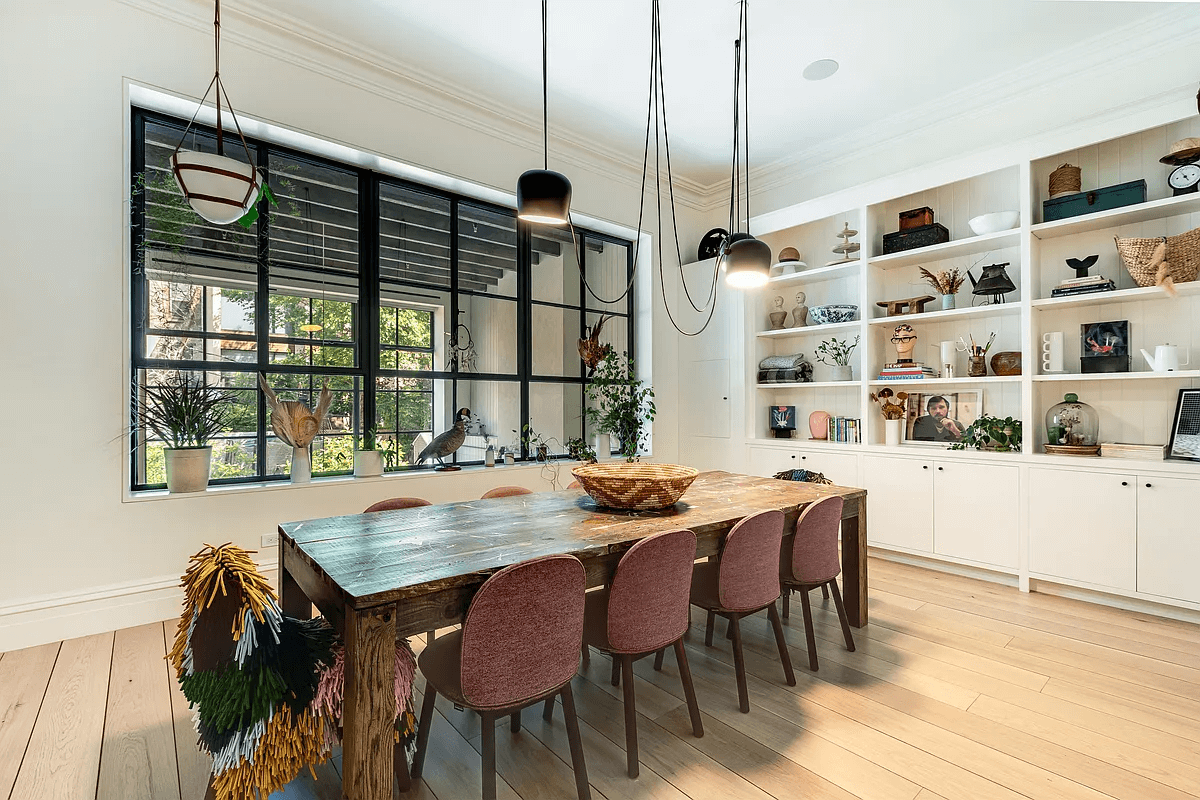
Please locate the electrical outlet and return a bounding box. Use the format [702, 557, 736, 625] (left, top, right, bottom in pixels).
[261, 533, 279, 548]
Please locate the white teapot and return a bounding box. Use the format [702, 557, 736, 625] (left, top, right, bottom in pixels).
[1140, 344, 1190, 372]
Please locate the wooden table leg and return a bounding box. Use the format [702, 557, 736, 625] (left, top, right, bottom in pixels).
[839, 497, 868, 628]
[342, 605, 397, 800]
[280, 540, 312, 620]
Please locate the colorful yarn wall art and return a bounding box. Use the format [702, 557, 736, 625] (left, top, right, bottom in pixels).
[169, 543, 418, 800]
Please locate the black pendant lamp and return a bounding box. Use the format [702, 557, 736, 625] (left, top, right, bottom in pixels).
[517, 0, 572, 225]
[721, 0, 771, 288]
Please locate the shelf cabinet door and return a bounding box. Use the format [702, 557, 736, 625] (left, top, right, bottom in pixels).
[746, 446, 800, 479]
[1028, 467, 1136, 591]
[795, 449, 860, 488]
[933, 461, 1018, 569]
[862, 455, 934, 553]
[1136, 476, 1200, 604]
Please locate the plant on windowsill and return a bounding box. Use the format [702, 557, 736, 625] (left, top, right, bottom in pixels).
[565, 437, 597, 463]
[353, 426, 385, 478]
[136, 373, 233, 493]
[583, 351, 656, 462]
[948, 414, 1023, 452]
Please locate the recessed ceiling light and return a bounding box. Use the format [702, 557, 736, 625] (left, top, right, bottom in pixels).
[803, 59, 839, 81]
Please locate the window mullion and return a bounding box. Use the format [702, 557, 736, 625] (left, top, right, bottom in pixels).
[361, 171, 380, 447]
[256, 144, 271, 479]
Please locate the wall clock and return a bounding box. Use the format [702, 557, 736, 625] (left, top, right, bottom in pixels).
[1168, 163, 1200, 196]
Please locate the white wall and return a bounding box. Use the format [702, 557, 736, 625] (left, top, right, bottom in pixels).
[0, 0, 711, 650]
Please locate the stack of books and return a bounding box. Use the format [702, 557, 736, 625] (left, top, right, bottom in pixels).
[1051, 274, 1116, 298]
[827, 417, 861, 443]
[1100, 442, 1166, 460]
[877, 362, 937, 380]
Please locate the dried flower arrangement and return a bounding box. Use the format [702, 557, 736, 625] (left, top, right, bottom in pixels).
[919, 267, 966, 296]
[869, 387, 909, 420]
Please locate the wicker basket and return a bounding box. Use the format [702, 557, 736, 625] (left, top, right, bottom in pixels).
[1114, 227, 1200, 291]
[571, 463, 699, 511]
[1048, 163, 1082, 199]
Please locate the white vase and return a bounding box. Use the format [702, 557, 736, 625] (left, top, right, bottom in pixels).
[353, 450, 384, 478]
[942, 294, 955, 310]
[291, 445, 312, 484]
[595, 433, 611, 460]
[885, 418, 903, 447]
[164, 446, 212, 493]
[830, 365, 853, 382]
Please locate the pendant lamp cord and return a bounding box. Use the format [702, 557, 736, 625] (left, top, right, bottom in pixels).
[541, 0, 548, 170]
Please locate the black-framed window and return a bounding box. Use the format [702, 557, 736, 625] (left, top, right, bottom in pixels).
[130, 108, 634, 490]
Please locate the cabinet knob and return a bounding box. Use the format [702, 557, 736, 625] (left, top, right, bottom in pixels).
[1121, 481, 1128, 486]
[937, 466, 944, 471]
[1145, 483, 1152, 488]
[722, 397, 728, 400]
[801, 456, 807, 460]
[791, 455, 797, 459]
[922, 465, 928, 470]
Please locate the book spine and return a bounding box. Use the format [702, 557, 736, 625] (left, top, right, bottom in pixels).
[1051, 283, 1115, 296]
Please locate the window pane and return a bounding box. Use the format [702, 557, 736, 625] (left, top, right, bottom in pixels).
[586, 310, 628, 363]
[381, 183, 452, 289]
[533, 304, 581, 377]
[457, 295, 516, 374]
[261, 373, 361, 477]
[269, 153, 359, 275]
[210, 438, 258, 479]
[530, 382, 584, 456]
[447, 379, 520, 463]
[376, 376, 435, 467]
[585, 238, 631, 314]
[459, 204, 518, 297]
[531, 227, 579, 306]
[379, 304, 436, 372]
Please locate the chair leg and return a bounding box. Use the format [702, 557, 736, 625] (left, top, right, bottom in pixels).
[798, 586, 820, 672]
[481, 711, 497, 800]
[828, 579, 856, 652]
[426, 630, 435, 645]
[653, 647, 666, 671]
[729, 615, 750, 713]
[725, 617, 734, 640]
[704, 610, 715, 647]
[821, 583, 830, 600]
[393, 739, 412, 792]
[767, 601, 796, 686]
[410, 686, 438, 780]
[611, 654, 621, 687]
[560, 684, 592, 800]
[581, 642, 590, 670]
[673, 638, 703, 737]
[510, 710, 521, 734]
[620, 655, 639, 779]
[543, 695, 556, 722]
[782, 588, 790, 619]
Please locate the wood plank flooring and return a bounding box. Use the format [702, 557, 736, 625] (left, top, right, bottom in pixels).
[2, 557, 1199, 800]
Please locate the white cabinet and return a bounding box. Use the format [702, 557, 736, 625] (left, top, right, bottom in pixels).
[794, 448, 860, 488]
[933, 462, 1018, 569]
[747, 445, 802, 479]
[1136, 477, 1200, 605]
[1029, 467, 1136, 591]
[862, 455, 934, 552]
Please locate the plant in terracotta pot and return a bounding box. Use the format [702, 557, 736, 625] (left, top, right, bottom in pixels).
[584, 351, 656, 462]
[136, 373, 233, 493]
[949, 414, 1022, 452]
[815, 336, 860, 381]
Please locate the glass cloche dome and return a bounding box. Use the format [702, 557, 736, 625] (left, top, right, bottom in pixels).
[1045, 393, 1099, 449]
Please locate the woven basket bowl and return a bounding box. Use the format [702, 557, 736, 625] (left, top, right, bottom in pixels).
[571, 463, 699, 511]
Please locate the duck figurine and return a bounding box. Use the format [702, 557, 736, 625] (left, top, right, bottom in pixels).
[418, 407, 471, 470]
[578, 314, 614, 376]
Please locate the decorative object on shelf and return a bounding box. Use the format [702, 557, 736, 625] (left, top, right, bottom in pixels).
[937, 339, 966, 378]
[1067, 254, 1099, 278]
[877, 361, 937, 380]
[807, 303, 857, 324]
[779, 246, 801, 262]
[899, 207, 935, 230]
[757, 353, 814, 384]
[584, 350, 656, 461]
[1141, 343, 1191, 372]
[1167, 388, 1200, 462]
[989, 351, 1022, 376]
[825, 416, 861, 443]
[503, 447, 516, 465]
[353, 427, 385, 478]
[889, 324, 917, 364]
[827, 223, 861, 265]
[697, 228, 730, 261]
[814, 336, 860, 381]
[876, 295, 937, 316]
[484, 442, 496, 467]
[1115, 226, 1200, 294]
[136, 373, 233, 493]
[918, 267, 966, 310]
[1041, 331, 1065, 374]
[964, 332, 996, 377]
[1081, 320, 1130, 373]
[447, 322, 478, 372]
[1161, 138, 1200, 196]
[773, 247, 806, 277]
[1052, 255, 1114, 297]
[259, 375, 332, 485]
[1100, 442, 1166, 461]
[516, 0, 572, 225]
[882, 222, 949, 254]
[967, 262, 1016, 304]
[570, 462, 699, 511]
[578, 313, 614, 376]
[417, 407, 471, 470]
[948, 414, 1022, 452]
[905, 391, 979, 443]
[773, 469, 833, 486]
[869, 387, 908, 447]
[1045, 392, 1100, 455]
[790, 291, 809, 327]
[1043, 179, 1146, 222]
[808, 410, 830, 440]
[770, 406, 797, 439]
[1048, 163, 1082, 199]
[768, 296, 788, 329]
[967, 211, 1019, 236]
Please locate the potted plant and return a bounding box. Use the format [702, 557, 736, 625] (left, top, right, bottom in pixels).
[584, 351, 656, 462]
[353, 426, 385, 477]
[519, 424, 553, 462]
[919, 267, 966, 310]
[136, 373, 232, 493]
[815, 336, 860, 381]
[869, 387, 909, 447]
[565, 436, 597, 463]
[950, 415, 1023, 452]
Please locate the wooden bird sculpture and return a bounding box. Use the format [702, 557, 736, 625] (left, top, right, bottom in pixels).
[578, 314, 614, 376]
[258, 375, 332, 448]
[418, 407, 471, 470]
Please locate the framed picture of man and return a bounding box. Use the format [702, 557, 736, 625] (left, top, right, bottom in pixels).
[905, 391, 981, 443]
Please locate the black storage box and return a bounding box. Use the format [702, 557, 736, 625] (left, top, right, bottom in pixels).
[1043, 179, 1146, 222]
[882, 223, 950, 254]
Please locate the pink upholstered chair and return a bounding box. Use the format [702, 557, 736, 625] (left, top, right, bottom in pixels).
[780, 496, 854, 671]
[411, 555, 590, 800]
[572, 529, 703, 778]
[363, 496, 432, 513]
[567, 480, 582, 489]
[480, 485, 534, 499]
[690, 509, 795, 712]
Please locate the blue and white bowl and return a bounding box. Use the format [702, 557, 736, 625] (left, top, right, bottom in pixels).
[808, 304, 858, 325]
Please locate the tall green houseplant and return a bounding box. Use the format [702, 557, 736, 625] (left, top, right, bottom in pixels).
[584, 351, 655, 462]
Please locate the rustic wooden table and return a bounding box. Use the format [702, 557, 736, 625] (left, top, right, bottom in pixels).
[278, 470, 867, 800]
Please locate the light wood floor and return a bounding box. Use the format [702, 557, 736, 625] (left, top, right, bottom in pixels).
[4, 557, 1200, 800]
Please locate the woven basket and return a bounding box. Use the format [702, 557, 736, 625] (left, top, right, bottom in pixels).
[1048, 163, 1082, 199]
[571, 463, 699, 511]
[1114, 226, 1200, 291]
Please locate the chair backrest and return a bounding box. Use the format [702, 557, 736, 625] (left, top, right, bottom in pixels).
[787, 496, 845, 584]
[606, 529, 697, 653]
[481, 485, 534, 499]
[460, 554, 585, 709]
[718, 509, 785, 612]
[363, 497, 432, 513]
[567, 480, 582, 489]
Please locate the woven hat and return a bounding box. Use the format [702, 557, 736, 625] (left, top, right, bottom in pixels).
[778, 246, 801, 262]
[1161, 138, 1200, 166]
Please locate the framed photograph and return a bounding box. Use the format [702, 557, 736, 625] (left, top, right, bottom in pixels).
[1080, 320, 1130, 373]
[905, 391, 981, 444]
[1167, 389, 1200, 462]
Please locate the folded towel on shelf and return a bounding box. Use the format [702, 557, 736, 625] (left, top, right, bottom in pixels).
[758, 353, 808, 370]
[757, 363, 813, 384]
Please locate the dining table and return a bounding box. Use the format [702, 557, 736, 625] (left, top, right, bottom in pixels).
[277, 469, 867, 800]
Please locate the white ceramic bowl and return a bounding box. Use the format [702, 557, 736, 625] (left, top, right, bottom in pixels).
[968, 211, 1019, 236]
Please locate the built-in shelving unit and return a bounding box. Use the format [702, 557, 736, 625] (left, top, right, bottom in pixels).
[866, 303, 1021, 326]
[868, 228, 1021, 271]
[756, 380, 861, 389]
[766, 261, 860, 286]
[1031, 281, 1200, 309]
[868, 376, 1022, 387]
[1033, 370, 1200, 382]
[757, 320, 860, 338]
[1031, 192, 1200, 239]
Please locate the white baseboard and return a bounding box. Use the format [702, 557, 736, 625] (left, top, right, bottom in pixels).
[868, 547, 1020, 589]
[0, 561, 278, 653]
[1029, 578, 1200, 626]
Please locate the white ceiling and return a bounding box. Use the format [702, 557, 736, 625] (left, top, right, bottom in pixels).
[239, 1, 1199, 192]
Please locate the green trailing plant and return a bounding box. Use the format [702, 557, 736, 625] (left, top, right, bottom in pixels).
[814, 336, 860, 367]
[949, 414, 1023, 452]
[584, 351, 656, 462]
[136, 373, 233, 449]
[565, 436, 597, 463]
[517, 424, 555, 461]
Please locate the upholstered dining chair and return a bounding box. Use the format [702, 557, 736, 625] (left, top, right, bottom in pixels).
[480, 485, 534, 499]
[410, 554, 590, 800]
[567, 480, 582, 489]
[363, 496, 432, 512]
[779, 495, 855, 671]
[690, 509, 795, 713]
[570, 529, 703, 778]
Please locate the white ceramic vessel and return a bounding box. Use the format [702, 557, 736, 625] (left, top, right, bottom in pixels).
[968, 211, 1019, 236]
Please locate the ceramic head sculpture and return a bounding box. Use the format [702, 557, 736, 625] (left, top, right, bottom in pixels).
[891, 323, 917, 362]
